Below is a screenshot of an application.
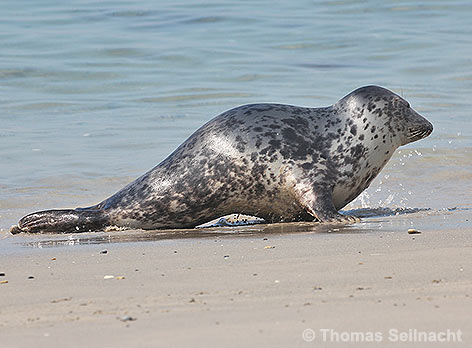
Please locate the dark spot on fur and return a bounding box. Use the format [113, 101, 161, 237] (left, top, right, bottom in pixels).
[350, 125, 357, 136]
[268, 139, 282, 149]
[300, 162, 313, 170]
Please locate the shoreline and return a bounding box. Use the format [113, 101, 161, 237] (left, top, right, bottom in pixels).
[1, 210, 471, 347]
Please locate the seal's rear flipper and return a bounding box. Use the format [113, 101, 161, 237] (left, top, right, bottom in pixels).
[13, 209, 110, 234]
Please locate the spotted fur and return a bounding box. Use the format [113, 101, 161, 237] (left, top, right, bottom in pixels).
[14, 86, 433, 233]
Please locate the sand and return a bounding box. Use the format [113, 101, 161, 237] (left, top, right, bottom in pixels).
[0, 209, 471, 347]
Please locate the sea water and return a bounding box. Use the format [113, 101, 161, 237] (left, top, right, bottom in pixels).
[1, 0, 471, 234]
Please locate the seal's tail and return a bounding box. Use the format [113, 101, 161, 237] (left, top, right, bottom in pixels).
[10, 209, 110, 234]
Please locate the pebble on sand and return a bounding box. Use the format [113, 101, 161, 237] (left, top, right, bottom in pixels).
[118, 315, 136, 322]
[408, 229, 421, 234]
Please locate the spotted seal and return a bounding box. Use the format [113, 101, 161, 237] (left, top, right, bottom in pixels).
[11, 85, 433, 233]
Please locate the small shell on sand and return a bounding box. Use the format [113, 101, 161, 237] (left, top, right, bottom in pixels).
[118, 315, 136, 322]
[408, 229, 421, 234]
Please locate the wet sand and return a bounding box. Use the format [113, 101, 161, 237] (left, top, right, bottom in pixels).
[0, 209, 471, 347]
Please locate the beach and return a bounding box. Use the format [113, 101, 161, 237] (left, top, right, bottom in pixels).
[1, 210, 470, 347]
[1, 0, 472, 346]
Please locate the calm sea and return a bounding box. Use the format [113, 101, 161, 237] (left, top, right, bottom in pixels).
[1, 0, 471, 233]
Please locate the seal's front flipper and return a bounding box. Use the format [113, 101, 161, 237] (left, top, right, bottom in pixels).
[293, 182, 359, 223]
[13, 209, 110, 234]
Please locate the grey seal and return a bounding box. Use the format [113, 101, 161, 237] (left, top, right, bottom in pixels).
[11, 85, 433, 234]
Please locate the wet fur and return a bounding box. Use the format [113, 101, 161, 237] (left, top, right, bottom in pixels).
[13, 86, 433, 233]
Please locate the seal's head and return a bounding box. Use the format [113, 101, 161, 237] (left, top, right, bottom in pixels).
[339, 85, 433, 146]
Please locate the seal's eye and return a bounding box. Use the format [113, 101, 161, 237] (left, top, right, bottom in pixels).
[394, 97, 409, 108]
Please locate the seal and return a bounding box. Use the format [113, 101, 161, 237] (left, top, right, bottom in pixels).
[11, 85, 433, 234]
